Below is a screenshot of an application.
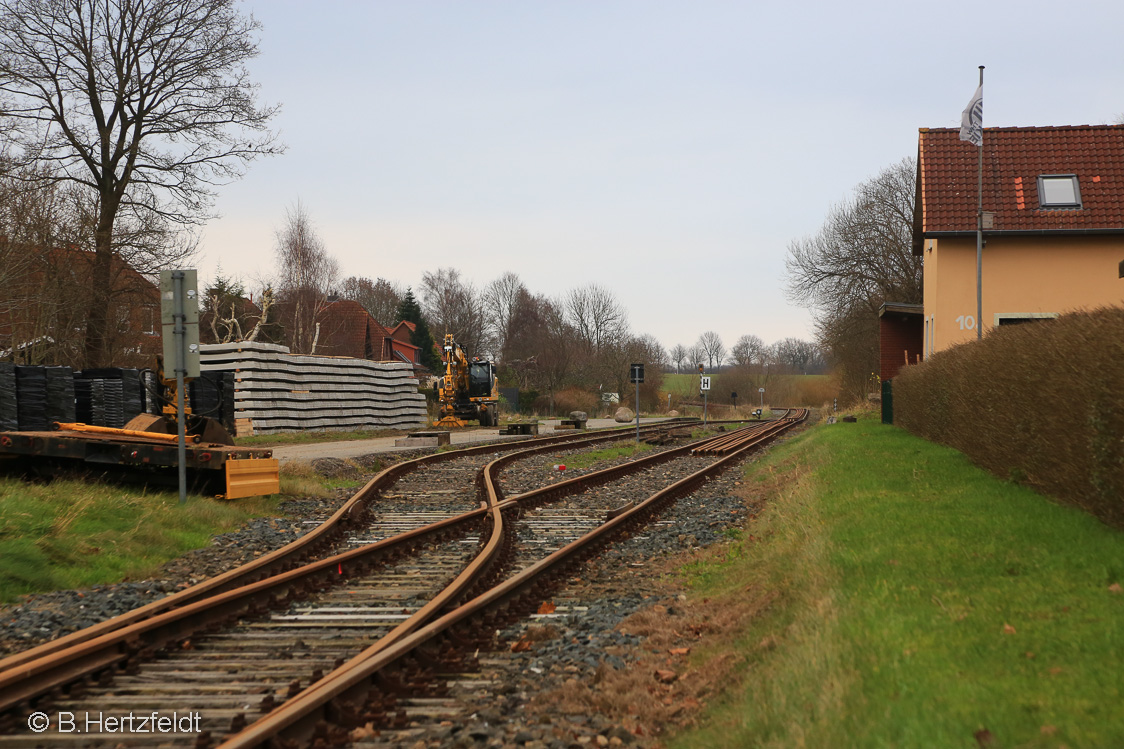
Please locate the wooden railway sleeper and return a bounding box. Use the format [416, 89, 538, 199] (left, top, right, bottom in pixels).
[362, 686, 397, 715]
[323, 698, 361, 729]
[444, 622, 488, 653]
[310, 719, 349, 748]
[435, 639, 466, 671]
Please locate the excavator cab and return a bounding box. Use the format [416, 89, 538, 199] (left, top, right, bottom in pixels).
[468, 360, 494, 399]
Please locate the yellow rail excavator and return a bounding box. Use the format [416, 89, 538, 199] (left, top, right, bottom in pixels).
[434, 334, 499, 428]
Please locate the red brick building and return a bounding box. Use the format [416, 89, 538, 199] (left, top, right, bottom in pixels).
[0, 243, 160, 367]
[878, 302, 923, 381]
[315, 300, 422, 366]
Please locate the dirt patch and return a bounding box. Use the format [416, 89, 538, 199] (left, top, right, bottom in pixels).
[528, 585, 782, 744]
[524, 476, 789, 746]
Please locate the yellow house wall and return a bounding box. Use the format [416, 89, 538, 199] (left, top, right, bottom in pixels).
[923, 234, 1124, 352]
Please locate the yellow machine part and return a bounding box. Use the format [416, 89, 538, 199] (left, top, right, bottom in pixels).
[225, 457, 280, 499]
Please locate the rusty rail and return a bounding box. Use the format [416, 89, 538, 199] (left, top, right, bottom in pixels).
[689, 410, 804, 455]
[217, 410, 807, 747]
[0, 420, 695, 718]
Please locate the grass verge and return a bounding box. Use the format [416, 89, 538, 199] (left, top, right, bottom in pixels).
[235, 428, 402, 448]
[553, 443, 653, 470]
[669, 413, 1124, 748]
[0, 478, 286, 603]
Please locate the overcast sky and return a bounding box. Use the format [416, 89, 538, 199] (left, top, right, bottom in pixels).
[198, 0, 1124, 354]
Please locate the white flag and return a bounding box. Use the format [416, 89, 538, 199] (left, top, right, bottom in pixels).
[960, 84, 983, 146]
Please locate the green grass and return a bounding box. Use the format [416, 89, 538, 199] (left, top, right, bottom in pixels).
[549, 443, 653, 470]
[0, 477, 287, 602]
[671, 413, 1124, 748]
[235, 428, 402, 447]
[665, 373, 705, 396]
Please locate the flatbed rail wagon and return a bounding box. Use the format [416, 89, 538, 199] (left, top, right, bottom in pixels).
[0, 425, 278, 498]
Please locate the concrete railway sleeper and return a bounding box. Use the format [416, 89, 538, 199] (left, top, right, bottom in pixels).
[0, 420, 695, 678]
[0, 413, 806, 746]
[0, 421, 698, 728]
[214, 410, 806, 748]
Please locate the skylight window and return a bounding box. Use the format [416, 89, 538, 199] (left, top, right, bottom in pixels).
[1038, 174, 1081, 208]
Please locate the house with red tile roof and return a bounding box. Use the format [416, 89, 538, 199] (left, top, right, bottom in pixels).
[314, 300, 422, 366]
[0, 243, 160, 367]
[913, 124, 1124, 354]
[384, 321, 425, 366]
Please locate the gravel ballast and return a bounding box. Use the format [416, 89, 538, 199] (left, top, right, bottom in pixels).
[0, 424, 804, 746]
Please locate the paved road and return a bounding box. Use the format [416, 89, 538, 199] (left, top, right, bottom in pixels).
[270, 417, 673, 464]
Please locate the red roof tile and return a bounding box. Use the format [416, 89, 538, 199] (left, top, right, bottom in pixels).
[916, 125, 1124, 237]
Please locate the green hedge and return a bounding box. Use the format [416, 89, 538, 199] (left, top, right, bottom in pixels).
[894, 307, 1124, 527]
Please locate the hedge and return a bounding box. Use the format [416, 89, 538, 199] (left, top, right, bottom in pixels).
[893, 307, 1124, 527]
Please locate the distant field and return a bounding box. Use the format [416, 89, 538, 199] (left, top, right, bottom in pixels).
[662, 372, 835, 407]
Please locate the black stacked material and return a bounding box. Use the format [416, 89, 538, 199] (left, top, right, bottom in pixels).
[189, 372, 225, 422]
[77, 368, 144, 425]
[120, 369, 142, 423]
[102, 379, 124, 428]
[183, 372, 237, 434]
[221, 371, 236, 434]
[74, 379, 106, 426]
[15, 366, 49, 431]
[0, 362, 17, 431]
[44, 366, 76, 425]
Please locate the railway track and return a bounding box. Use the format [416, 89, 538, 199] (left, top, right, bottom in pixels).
[0, 412, 807, 747]
[0, 422, 686, 675]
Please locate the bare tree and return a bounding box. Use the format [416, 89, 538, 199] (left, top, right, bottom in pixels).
[274, 201, 338, 354]
[0, 169, 60, 328]
[669, 343, 689, 373]
[729, 334, 766, 367]
[564, 283, 631, 390]
[420, 267, 489, 357]
[0, 0, 280, 366]
[772, 337, 822, 374]
[483, 271, 527, 361]
[0, 170, 172, 365]
[785, 157, 920, 397]
[688, 345, 704, 372]
[564, 284, 629, 353]
[533, 297, 573, 415]
[202, 270, 277, 344]
[340, 276, 403, 328]
[696, 330, 725, 371]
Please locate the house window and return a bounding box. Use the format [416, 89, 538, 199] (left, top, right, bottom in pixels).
[994, 312, 1059, 326]
[1037, 175, 1081, 209]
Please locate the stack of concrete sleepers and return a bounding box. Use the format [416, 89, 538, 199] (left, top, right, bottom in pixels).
[199, 341, 428, 435]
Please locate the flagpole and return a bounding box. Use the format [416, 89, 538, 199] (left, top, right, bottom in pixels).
[976, 65, 984, 340]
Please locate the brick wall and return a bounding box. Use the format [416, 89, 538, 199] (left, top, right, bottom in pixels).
[879, 312, 923, 381]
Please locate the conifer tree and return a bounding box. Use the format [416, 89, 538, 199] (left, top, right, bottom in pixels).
[395, 288, 440, 370]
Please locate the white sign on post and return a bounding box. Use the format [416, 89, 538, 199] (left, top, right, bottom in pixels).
[159, 269, 200, 379]
[700, 376, 711, 391]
